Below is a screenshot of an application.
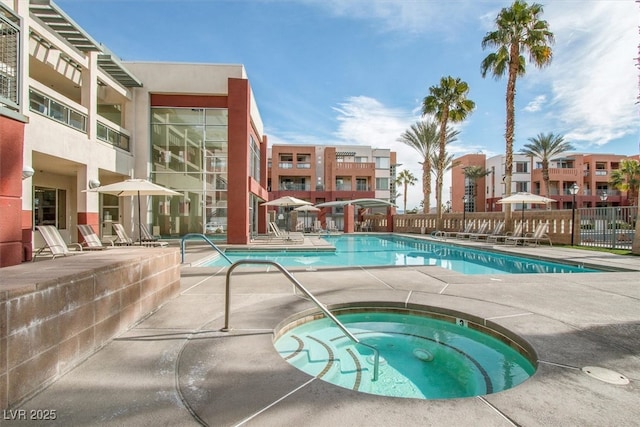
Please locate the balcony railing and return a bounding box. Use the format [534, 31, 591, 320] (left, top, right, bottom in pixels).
[97, 122, 130, 152]
[29, 88, 87, 133]
[279, 183, 310, 191]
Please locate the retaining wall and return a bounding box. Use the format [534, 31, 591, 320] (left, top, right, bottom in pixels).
[0, 247, 181, 409]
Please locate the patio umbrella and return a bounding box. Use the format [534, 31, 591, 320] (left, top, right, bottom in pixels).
[85, 179, 181, 244]
[497, 192, 556, 232]
[261, 196, 312, 232]
[294, 204, 320, 230]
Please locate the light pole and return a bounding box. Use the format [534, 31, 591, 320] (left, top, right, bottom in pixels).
[599, 190, 608, 206]
[445, 200, 451, 213]
[569, 183, 579, 246]
[462, 195, 468, 230]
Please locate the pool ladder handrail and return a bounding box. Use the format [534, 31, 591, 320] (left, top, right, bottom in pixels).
[223, 259, 380, 382]
[180, 233, 233, 265]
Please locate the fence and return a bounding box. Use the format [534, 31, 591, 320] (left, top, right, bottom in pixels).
[383, 207, 637, 250]
[577, 206, 637, 250]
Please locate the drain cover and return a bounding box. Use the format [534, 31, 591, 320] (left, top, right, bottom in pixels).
[582, 366, 629, 385]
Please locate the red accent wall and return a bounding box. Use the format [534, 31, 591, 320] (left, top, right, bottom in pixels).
[227, 78, 251, 244]
[77, 212, 100, 243]
[0, 115, 26, 267]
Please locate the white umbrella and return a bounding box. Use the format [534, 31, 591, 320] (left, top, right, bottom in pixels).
[85, 179, 181, 244]
[261, 196, 312, 232]
[497, 192, 556, 230]
[294, 204, 320, 230]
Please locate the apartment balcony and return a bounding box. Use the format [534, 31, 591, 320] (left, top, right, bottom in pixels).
[531, 167, 581, 181]
[334, 162, 375, 173]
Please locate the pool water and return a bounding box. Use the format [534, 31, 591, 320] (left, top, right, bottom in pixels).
[274, 310, 536, 399]
[204, 234, 599, 274]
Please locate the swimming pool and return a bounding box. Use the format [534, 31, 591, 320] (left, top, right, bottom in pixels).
[274, 307, 536, 399]
[203, 234, 599, 274]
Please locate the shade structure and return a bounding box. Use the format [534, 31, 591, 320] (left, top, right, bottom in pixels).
[261, 196, 312, 207]
[261, 196, 312, 233]
[294, 204, 320, 230]
[85, 179, 181, 243]
[497, 192, 556, 230]
[314, 198, 396, 208]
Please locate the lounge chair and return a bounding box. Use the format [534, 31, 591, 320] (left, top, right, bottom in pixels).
[269, 222, 304, 242]
[505, 223, 552, 246]
[456, 221, 489, 240]
[113, 223, 169, 247]
[112, 223, 134, 246]
[469, 221, 504, 241]
[312, 220, 324, 233]
[140, 223, 160, 242]
[326, 220, 339, 233]
[295, 220, 305, 232]
[77, 224, 113, 250]
[486, 222, 523, 244]
[33, 225, 83, 260]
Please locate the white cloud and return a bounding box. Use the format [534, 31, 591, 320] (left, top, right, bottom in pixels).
[523, 95, 547, 112]
[542, 1, 639, 147]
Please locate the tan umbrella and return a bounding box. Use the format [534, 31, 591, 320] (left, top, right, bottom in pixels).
[85, 179, 181, 244]
[497, 192, 556, 231]
[261, 196, 312, 232]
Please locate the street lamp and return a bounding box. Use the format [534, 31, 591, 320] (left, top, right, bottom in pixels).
[569, 183, 579, 246]
[445, 200, 451, 213]
[462, 195, 468, 230]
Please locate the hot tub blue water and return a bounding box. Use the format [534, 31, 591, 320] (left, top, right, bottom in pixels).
[274, 310, 536, 399]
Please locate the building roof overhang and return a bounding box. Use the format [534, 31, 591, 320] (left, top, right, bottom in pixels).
[29, 0, 142, 87]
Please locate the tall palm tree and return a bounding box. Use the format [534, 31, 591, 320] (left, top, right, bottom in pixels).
[610, 159, 640, 207]
[397, 119, 459, 213]
[430, 151, 458, 211]
[395, 169, 418, 213]
[481, 0, 554, 222]
[462, 165, 492, 212]
[423, 76, 475, 227]
[519, 132, 573, 197]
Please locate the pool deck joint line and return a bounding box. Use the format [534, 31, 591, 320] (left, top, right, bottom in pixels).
[13, 239, 640, 426]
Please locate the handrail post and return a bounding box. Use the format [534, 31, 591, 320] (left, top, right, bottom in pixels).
[223, 259, 379, 381]
[180, 233, 233, 265]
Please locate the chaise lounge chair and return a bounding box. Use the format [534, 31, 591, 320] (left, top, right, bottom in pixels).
[469, 221, 505, 241]
[486, 222, 523, 244]
[456, 220, 489, 240]
[77, 224, 113, 250]
[33, 225, 83, 260]
[269, 222, 304, 242]
[113, 223, 169, 247]
[505, 222, 552, 246]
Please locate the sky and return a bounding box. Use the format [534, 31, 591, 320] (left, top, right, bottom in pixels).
[56, 0, 640, 210]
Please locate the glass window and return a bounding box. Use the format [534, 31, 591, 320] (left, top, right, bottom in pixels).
[151, 107, 228, 236]
[515, 162, 528, 173]
[375, 157, 390, 169]
[34, 187, 66, 229]
[376, 178, 389, 190]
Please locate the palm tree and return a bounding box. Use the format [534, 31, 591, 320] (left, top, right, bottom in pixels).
[462, 165, 492, 212]
[397, 119, 459, 213]
[423, 76, 475, 227]
[395, 169, 418, 213]
[610, 159, 640, 207]
[481, 0, 554, 222]
[430, 151, 458, 211]
[519, 132, 573, 197]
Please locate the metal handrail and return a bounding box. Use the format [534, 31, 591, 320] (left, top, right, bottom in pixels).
[180, 233, 232, 264]
[223, 259, 379, 381]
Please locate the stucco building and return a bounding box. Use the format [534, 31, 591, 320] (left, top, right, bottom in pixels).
[0, 0, 268, 267]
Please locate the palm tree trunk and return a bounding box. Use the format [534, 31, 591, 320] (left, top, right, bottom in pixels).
[503, 44, 519, 226]
[422, 161, 429, 213]
[403, 183, 408, 213]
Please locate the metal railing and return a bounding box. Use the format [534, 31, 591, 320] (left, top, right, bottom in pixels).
[180, 233, 232, 264]
[577, 206, 637, 250]
[223, 259, 380, 381]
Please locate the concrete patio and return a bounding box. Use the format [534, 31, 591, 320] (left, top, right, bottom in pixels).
[11, 238, 640, 426]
